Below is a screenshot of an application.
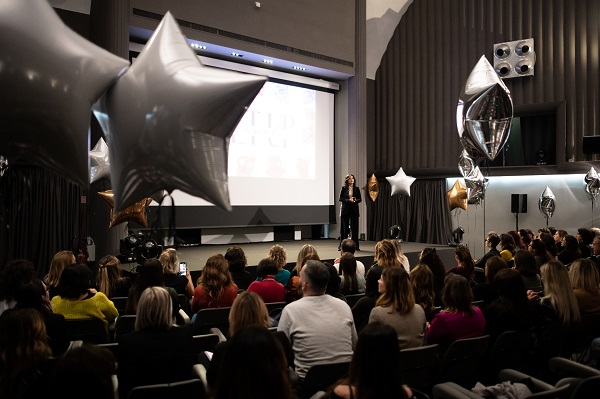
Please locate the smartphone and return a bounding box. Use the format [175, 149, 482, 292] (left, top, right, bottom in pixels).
[179, 261, 187, 275]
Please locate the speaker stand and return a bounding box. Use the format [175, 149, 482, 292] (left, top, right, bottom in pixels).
[514, 212, 520, 231]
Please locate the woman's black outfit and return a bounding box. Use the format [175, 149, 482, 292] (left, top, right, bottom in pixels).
[339, 184, 362, 250]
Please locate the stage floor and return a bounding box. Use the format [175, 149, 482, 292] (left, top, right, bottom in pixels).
[158, 238, 456, 273]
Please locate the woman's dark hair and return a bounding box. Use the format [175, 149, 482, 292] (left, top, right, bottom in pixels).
[442, 274, 474, 316]
[0, 259, 35, 301]
[563, 235, 581, 255]
[257, 258, 278, 278]
[485, 256, 508, 284]
[530, 238, 550, 264]
[344, 321, 408, 399]
[487, 232, 501, 248]
[454, 245, 475, 282]
[493, 268, 530, 306]
[212, 325, 292, 399]
[519, 229, 532, 246]
[508, 230, 526, 250]
[340, 253, 359, 294]
[224, 246, 247, 273]
[125, 259, 165, 314]
[420, 247, 446, 303]
[578, 228, 595, 245]
[57, 264, 93, 299]
[344, 174, 356, 186]
[325, 262, 341, 297]
[514, 250, 539, 277]
[539, 232, 557, 257]
[500, 234, 516, 255]
[15, 279, 50, 315]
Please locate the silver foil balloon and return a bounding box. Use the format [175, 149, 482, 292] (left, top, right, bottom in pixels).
[458, 149, 478, 178]
[584, 167, 600, 202]
[465, 167, 489, 205]
[457, 55, 513, 161]
[90, 138, 111, 184]
[539, 186, 556, 218]
[386, 167, 416, 196]
[93, 12, 267, 211]
[0, 0, 129, 187]
[0, 155, 7, 177]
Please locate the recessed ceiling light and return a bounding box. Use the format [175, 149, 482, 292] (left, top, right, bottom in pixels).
[263, 59, 274, 64]
[190, 43, 206, 50]
[231, 52, 243, 57]
[292, 66, 306, 71]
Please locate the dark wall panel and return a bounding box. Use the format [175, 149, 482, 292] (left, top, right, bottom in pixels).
[371, 0, 600, 175]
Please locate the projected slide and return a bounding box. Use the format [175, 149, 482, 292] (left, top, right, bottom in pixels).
[168, 80, 334, 207]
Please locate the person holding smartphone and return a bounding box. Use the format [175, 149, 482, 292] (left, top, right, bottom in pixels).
[159, 249, 194, 299]
[339, 173, 362, 251]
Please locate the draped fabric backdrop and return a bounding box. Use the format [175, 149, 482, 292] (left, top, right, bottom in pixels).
[367, 178, 452, 244]
[0, 166, 83, 277]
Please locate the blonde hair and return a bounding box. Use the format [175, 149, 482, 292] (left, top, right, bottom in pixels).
[135, 287, 172, 331]
[294, 244, 318, 275]
[569, 258, 600, 292]
[228, 291, 270, 337]
[96, 255, 123, 298]
[269, 245, 287, 269]
[374, 240, 400, 268]
[198, 255, 234, 302]
[159, 248, 178, 274]
[43, 250, 75, 288]
[540, 261, 581, 324]
[391, 239, 409, 266]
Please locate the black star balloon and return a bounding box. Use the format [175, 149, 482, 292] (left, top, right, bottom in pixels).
[0, 0, 129, 187]
[93, 12, 267, 211]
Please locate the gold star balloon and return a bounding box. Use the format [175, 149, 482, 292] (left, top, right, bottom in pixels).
[447, 180, 468, 211]
[368, 173, 379, 202]
[98, 190, 151, 228]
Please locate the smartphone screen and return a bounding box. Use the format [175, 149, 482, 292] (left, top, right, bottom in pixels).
[179, 261, 187, 275]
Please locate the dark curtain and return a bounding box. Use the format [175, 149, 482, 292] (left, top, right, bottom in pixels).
[367, 178, 452, 244]
[0, 166, 84, 277]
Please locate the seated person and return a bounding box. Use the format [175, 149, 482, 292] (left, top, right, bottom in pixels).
[118, 287, 194, 397]
[474, 232, 501, 269]
[247, 258, 286, 303]
[159, 248, 194, 298]
[268, 244, 292, 286]
[192, 255, 238, 313]
[569, 258, 600, 314]
[338, 253, 366, 295]
[225, 246, 254, 290]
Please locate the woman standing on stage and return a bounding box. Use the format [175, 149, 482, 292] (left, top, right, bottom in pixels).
[339, 174, 362, 250]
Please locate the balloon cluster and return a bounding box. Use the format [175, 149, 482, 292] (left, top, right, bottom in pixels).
[539, 186, 556, 220]
[454, 55, 514, 208]
[0, 2, 267, 227]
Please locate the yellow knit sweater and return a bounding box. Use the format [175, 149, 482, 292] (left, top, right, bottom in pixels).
[51, 292, 119, 328]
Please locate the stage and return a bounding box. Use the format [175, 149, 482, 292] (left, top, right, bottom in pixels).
[122, 239, 457, 280]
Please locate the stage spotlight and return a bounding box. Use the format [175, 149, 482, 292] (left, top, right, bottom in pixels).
[450, 227, 465, 246]
[389, 225, 403, 241]
[134, 239, 163, 262]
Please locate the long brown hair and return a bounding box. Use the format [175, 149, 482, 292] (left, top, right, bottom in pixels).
[410, 263, 435, 314]
[376, 267, 415, 314]
[44, 250, 75, 288]
[96, 255, 125, 298]
[340, 253, 359, 293]
[374, 239, 400, 268]
[198, 255, 234, 302]
[228, 292, 270, 337]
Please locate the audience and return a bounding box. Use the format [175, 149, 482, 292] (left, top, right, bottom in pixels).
[43, 250, 75, 299]
[368, 267, 426, 348]
[192, 254, 238, 313]
[569, 258, 600, 314]
[278, 260, 356, 380]
[447, 245, 475, 283]
[329, 321, 413, 399]
[508, 230, 526, 251]
[577, 228, 594, 258]
[225, 246, 254, 290]
[51, 264, 118, 329]
[499, 233, 517, 263]
[15, 279, 69, 356]
[0, 258, 35, 315]
[419, 247, 447, 306]
[211, 325, 294, 399]
[159, 248, 194, 298]
[247, 257, 286, 303]
[530, 238, 551, 268]
[365, 239, 400, 297]
[96, 255, 132, 298]
[427, 274, 486, 354]
[118, 286, 194, 397]
[554, 229, 568, 253]
[409, 263, 436, 321]
[291, 244, 319, 278]
[0, 308, 53, 398]
[483, 268, 533, 343]
[514, 250, 542, 291]
[49, 345, 116, 399]
[287, 249, 320, 302]
[538, 232, 558, 258]
[557, 235, 581, 265]
[335, 238, 366, 276]
[125, 259, 180, 318]
[339, 253, 366, 295]
[268, 244, 292, 286]
[519, 229, 534, 248]
[475, 232, 501, 269]
[472, 256, 508, 309]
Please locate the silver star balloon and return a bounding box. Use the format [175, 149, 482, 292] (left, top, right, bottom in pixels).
[386, 167, 416, 196]
[0, 0, 129, 187]
[465, 167, 489, 205]
[457, 55, 513, 162]
[539, 186, 556, 219]
[93, 12, 267, 211]
[458, 149, 478, 179]
[584, 167, 600, 203]
[90, 138, 111, 184]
